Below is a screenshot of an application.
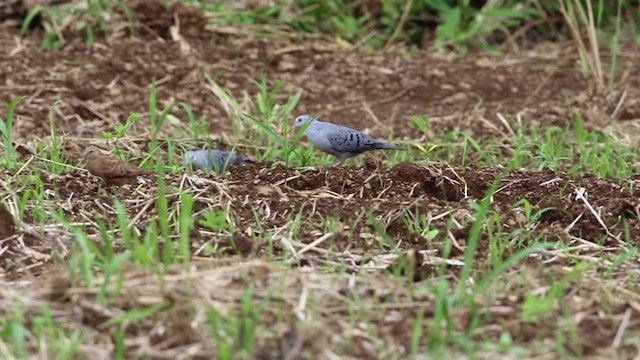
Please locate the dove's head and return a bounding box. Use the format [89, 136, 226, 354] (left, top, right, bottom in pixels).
[183, 150, 198, 164]
[293, 115, 315, 129]
[82, 146, 102, 160]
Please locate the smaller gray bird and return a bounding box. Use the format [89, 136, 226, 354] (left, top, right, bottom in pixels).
[293, 114, 405, 166]
[184, 149, 253, 174]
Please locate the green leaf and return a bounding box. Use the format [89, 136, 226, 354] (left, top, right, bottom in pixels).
[437, 7, 462, 39]
[242, 113, 286, 148]
[20, 6, 44, 35]
[105, 302, 170, 327]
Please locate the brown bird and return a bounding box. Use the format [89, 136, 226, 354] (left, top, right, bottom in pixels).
[83, 146, 154, 186]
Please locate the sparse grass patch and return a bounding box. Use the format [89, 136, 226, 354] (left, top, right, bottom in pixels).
[0, 97, 24, 168]
[3, 92, 640, 358]
[416, 113, 640, 179]
[201, 0, 638, 52]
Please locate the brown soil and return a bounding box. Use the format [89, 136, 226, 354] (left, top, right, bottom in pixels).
[0, 202, 15, 239]
[1, 0, 638, 143]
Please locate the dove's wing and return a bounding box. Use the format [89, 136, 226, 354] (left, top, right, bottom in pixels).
[326, 126, 380, 153]
[86, 156, 125, 178]
[210, 151, 251, 171]
[186, 150, 225, 171]
[186, 149, 252, 172]
[96, 157, 148, 178]
[302, 118, 404, 166]
[120, 162, 151, 177]
[213, 151, 231, 167]
[185, 150, 211, 170]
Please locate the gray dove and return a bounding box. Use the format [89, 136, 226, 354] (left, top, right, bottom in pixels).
[293, 114, 405, 166]
[184, 149, 253, 174]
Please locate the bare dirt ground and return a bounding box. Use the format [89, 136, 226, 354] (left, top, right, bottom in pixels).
[2, 0, 638, 145]
[2, 0, 640, 358]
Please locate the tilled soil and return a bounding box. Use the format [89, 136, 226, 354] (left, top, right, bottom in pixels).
[2, 161, 638, 357]
[1, 0, 638, 144]
[4, 163, 638, 274]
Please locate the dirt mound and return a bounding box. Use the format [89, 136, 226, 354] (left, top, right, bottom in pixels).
[14, 161, 632, 247]
[0, 0, 24, 25]
[204, 162, 639, 250]
[0, 202, 15, 239]
[130, 0, 207, 39]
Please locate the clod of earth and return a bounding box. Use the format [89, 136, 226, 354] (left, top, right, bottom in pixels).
[0, 202, 15, 239]
[293, 114, 405, 166]
[82, 145, 154, 187]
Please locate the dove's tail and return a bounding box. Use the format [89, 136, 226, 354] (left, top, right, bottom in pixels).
[377, 142, 406, 151]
